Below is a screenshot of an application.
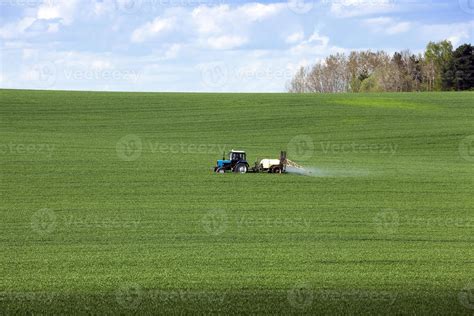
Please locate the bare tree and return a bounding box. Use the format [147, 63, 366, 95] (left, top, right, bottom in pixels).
[287, 66, 307, 93]
[286, 39, 461, 93]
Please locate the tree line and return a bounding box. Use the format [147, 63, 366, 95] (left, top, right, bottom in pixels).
[287, 40, 474, 93]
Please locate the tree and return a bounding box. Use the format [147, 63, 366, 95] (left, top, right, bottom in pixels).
[409, 54, 423, 91]
[306, 63, 324, 92]
[424, 40, 453, 91]
[324, 53, 349, 93]
[287, 66, 307, 93]
[391, 50, 419, 92]
[450, 44, 474, 91]
[360, 75, 378, 92]
[286, 40, 469, 93]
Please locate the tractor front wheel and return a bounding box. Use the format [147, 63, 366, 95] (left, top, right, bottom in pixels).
[216, 168, 225, 174]
[234, 164, 248, 174]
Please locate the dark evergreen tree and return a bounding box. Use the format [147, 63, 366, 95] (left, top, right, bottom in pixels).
[451, 44, 474, 91]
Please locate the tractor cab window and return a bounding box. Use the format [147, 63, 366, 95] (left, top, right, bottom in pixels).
[231, 152, 246, 161]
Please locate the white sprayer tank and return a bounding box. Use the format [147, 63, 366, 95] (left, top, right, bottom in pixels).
[260, 159, 281, 169]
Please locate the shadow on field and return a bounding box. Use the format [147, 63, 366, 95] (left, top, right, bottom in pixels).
[0, 288, 470, 314]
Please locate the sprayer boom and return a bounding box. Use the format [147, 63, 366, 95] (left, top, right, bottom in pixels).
[279, 151, 306, 173]
[285, 159, 305, 170]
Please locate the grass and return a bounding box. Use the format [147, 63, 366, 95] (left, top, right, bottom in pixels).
[0, 89, 473, 314]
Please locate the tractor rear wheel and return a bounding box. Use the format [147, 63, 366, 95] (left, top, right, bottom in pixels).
[234, 164, 248, 174]
[269, 166, 282, 173]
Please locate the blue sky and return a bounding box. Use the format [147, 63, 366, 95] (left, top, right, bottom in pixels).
[0, 0, 472, 92]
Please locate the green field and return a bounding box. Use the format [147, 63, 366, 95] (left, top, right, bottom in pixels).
[1, 89, 473, 314]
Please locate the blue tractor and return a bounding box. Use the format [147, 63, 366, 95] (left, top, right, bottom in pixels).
[214, 150, 249, 173]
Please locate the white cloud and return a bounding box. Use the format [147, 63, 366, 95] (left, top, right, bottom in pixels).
[164, 44, 181, 59]
[238, 3, 285, 22]
[285, 31, 305, 44]
[290, 31, 331, 55]
[331, 0, 396, 18]
[0, 17, 36, 39]
[364, 17, 392, 25]
[91, 0, 116, 17]
[189, 3, 284, 49]
[191, 3, 284, 35]
[131, 17, 176, 43]
[150, 44, 183, 61]
[191, 6, 226, 34]
[364, 17, 411, 35]
[386, 22, 411, 35]
[91, 60, 113, 70]
[207, 35, 248, 50]
[419, 21, 474, 47]
[0, 0, 80, 39]
[47, 23, 60, 33]
[37, 6, 60, 20]
[22, 48, 37, 59]
[36, 0, 80, 25]
[364, 17, 473, 44]
[131, 3, 284, 49]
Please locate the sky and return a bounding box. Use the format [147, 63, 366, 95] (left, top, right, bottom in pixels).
[0, 0, 472, 92]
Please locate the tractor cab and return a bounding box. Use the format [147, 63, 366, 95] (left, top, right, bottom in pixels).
[215, 150, 249, 173]
[230, 150, 246, 162]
